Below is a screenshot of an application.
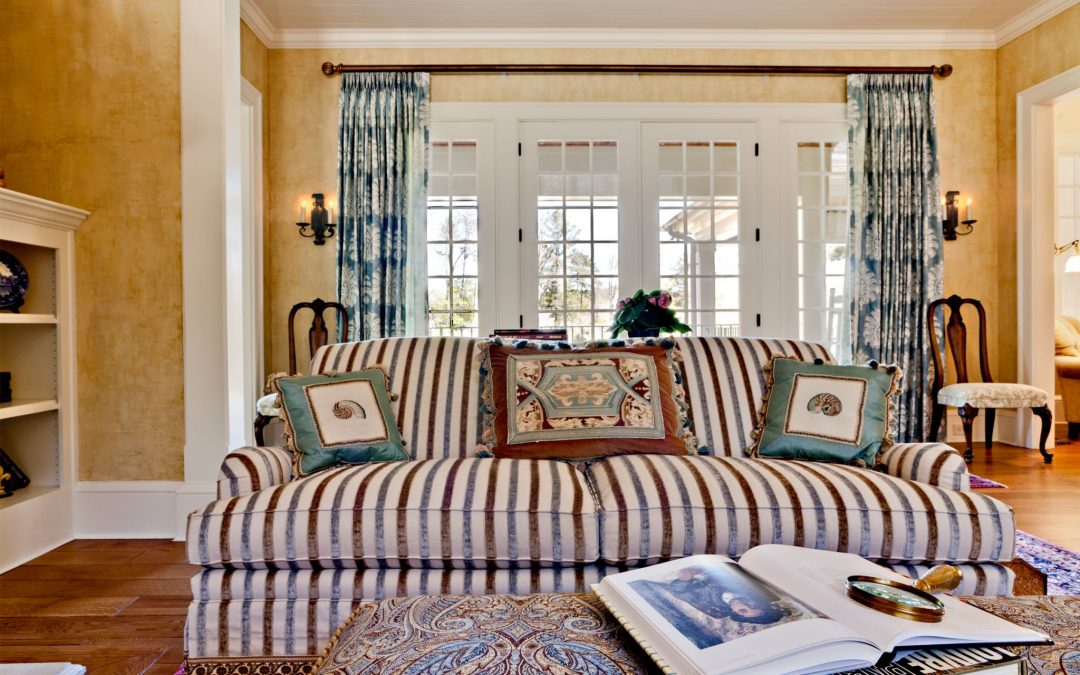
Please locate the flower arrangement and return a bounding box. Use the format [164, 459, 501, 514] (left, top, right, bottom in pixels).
[610, 289, 692, 338]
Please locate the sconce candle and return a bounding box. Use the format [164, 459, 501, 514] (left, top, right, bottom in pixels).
[966, 198, 973, 222]
[296, 193, 336, 246]
[328, 199, 336, 225]
[942, 190, 976, 240]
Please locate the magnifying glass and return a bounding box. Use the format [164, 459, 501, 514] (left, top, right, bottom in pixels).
[845, 565, 961, 623]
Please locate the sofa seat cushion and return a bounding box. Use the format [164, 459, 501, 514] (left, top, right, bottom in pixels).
[189, 458, 599, 569]
[587, 455, 1014, 566]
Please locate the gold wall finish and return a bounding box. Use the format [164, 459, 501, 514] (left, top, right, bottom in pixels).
[995, 4, 1080, 382]
[0, 0, 184, 481]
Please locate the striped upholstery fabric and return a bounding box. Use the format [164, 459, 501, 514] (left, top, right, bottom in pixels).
[309, 337, 483, 460]
[189, 458, 600, 569]
[185, 561, 1015, 658]
[675, 337, 832, 456]
[218, 446, 294, 499]
[877, 442, 970, 491]
[587, 455, 1014, 566]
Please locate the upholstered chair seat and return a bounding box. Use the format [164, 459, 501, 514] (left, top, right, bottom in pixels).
[937, 383, 1050, 409]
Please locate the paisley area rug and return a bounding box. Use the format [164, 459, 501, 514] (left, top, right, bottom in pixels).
[969, 474, 1007, 489]
[1017, 530, 1080, 595]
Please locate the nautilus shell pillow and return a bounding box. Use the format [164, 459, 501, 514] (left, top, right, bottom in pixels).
[749, 356, 902, 467]
[271, 368, 407, 477]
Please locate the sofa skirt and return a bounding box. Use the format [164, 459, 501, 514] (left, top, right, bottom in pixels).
[185, 563, 1016, 659]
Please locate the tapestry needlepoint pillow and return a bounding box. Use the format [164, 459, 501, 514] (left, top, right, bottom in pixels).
[749, 356, 902, 467]
[476, 339, 696, 460]
[270, 367, 408, 477]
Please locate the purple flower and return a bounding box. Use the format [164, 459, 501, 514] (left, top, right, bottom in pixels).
[657, 291, 671, 309]
[616, 299, 626, 309]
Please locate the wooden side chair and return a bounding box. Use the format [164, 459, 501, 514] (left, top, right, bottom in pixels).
[254, 298, 350, 445]
[928, 295, 1053, 463]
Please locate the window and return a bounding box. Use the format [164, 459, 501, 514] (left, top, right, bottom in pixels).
[519, 122, 637, 342]
[643, 123, 757, 337]
[424, 105, 849, 356]
[424, 121, 495, 337]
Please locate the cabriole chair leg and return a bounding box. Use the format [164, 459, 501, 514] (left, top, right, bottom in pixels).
[1031, 405, 1053, 464]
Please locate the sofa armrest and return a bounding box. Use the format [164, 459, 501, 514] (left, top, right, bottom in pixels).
[218, 446, 293, 499]
[878, 442, 969, 491]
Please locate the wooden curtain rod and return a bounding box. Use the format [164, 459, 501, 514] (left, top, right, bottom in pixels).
[321, 62, 953, 78]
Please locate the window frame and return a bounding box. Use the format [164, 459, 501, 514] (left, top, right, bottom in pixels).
[426, 103, 847, 353]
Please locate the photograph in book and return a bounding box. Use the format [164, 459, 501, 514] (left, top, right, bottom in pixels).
[630, 562, 822, 648]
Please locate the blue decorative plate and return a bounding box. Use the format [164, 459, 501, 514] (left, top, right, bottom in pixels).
[0, 250, 29, 312]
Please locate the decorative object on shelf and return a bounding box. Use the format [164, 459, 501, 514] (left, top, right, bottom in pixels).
[610, 289, 691, 338]
[0, 249, 29, 312]
[0, 371, 10, 403]
[491, 328, 568, 340]
[1054, 239, 1080, 273]
[0, 447, 30, 497]
[296, 193, 336, 245]
[941, 190, 976, 240]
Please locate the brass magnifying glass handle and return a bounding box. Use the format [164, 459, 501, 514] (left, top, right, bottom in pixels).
[912, 565, 962, 594]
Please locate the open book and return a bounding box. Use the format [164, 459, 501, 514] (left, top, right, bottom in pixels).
[592, 545, 1048, 675]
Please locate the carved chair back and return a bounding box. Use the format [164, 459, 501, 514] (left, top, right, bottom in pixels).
[288, 298, 350, 374]
[927, 295, 993, 400]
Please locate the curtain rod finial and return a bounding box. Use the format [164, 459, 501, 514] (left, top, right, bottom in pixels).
[934, 64, 953, 78]
[322, 62, 339, 76]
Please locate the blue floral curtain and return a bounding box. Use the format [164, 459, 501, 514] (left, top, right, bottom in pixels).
[337, 72, 430, 341]
[847, 74, 944, 443]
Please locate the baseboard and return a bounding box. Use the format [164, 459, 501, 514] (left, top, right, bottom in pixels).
[944, 409, 1021, 446]
[74, 481, 214, 540]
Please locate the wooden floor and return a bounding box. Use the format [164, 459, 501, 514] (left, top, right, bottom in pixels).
[0, 439, 1077, 673]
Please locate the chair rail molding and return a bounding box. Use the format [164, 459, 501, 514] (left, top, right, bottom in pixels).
[1017, 63, 1080, 449]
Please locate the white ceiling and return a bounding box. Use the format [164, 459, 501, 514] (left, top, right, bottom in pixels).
[242, 0, 1078, 49]
[251, 0, 1043, 31]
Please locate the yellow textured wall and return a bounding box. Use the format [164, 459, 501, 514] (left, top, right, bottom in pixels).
[266, 47, 998, 376]
[0, 1, 184, 481]
[241, 21, 274, 378]
[996, 4, 1080, 381]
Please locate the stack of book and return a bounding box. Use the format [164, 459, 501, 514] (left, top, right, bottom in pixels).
[491, 328, 569, 341]
[593, 546, 1046, 675]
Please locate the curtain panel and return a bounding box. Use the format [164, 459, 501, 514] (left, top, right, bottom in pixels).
[337, 72, 430, 341]
[847, 74, 944, 443]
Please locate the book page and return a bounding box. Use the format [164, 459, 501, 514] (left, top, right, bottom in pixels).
[599, 554, 880, 674]
[739, 546, 1047, 651]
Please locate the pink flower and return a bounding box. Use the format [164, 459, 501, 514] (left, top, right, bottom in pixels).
[657, 291, 671, 309]
[616, 299, 626, 309]
[647, 296, 657, 305]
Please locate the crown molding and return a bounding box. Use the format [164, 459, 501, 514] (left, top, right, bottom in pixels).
[242, 0, 1077, 52]
[0, 188, 89, 231]
[269, 27, 999, 50]
[240, 0, 275, 48]
[995, 0, 1078, 48]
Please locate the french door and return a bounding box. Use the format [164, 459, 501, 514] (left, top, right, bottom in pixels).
[518, 121, 640, 342]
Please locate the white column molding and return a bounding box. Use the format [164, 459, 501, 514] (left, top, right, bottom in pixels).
[181, 0, 243, 485]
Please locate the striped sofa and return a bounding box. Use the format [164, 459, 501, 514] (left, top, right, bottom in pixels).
[185, 336, 1017, 661]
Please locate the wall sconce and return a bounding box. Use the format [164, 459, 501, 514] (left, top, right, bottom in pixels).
[1055, 240, 1080, 273]
[942, 190, 976, 240]
[297, 193, 336, 246]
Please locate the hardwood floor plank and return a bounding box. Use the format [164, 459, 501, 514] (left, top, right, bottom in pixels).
[0, 616, 187, 642]
[3, 563, 198, 581]
[0, 645, 167, 673]
[0, 578, 192, 598]
[0, 596, 137, 617]
[123, 597, 192, 616]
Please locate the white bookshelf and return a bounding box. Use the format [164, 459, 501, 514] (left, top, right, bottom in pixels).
[0, 188, 87, 572]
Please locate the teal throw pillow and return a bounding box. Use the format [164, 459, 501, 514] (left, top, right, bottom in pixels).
[749, 356, 902, 467]
[272, 368, 408, 477]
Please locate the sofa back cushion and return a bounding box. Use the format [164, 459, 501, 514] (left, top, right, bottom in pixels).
[675, 337, 831, 457]
[310, 337, 483, 460]
[310, 336, 830, 460]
